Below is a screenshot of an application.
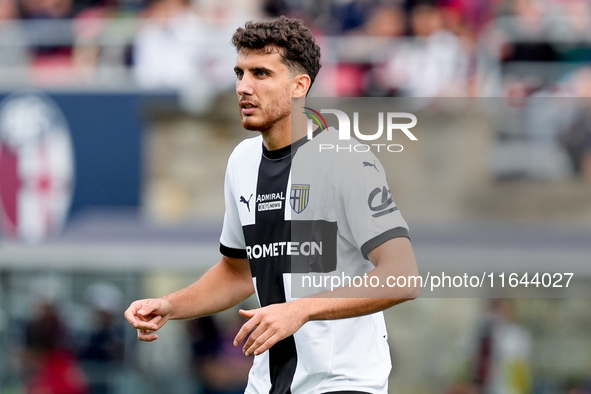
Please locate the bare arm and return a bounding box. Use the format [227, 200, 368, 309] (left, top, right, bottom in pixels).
[294, 236, 419, 319]
[124, 255, 254, 341]
[164, 255, 254, 319]
[235, 237, 419, 356]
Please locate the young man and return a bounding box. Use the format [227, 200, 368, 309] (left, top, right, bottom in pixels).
[124, 16, 419, 394]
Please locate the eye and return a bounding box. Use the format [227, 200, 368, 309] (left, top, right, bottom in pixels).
[254, 70, 268, 77]
[235, 70, 243, 80]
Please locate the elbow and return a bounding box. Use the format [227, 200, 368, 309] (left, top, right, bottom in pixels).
[406, 284, 420, 300]
[398, 272, 421, 301]
[388, 283, 420, 303]
[398, 277, 420, 301]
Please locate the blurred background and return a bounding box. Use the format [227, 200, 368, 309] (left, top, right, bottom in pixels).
[1, 0, 591, 393]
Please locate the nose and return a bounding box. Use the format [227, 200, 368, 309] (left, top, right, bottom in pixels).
[236, 74, 254, 96]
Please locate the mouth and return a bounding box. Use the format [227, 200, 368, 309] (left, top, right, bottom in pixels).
[240, 101, 257, 115]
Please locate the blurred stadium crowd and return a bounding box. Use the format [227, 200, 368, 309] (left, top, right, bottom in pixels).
[3, 0, 591, 180]
[1, 0, 591, 96]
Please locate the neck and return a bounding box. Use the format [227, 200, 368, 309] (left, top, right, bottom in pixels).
[261, 128, 289, 151]
[261, 111, 309, 151]
[258, 115, 294, 150]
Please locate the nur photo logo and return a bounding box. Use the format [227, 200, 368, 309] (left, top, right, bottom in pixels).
[303, 107, 418, 153]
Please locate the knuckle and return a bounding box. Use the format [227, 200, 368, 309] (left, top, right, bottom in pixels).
[240, 326, 251, 335]
[268, 335, 278, 347]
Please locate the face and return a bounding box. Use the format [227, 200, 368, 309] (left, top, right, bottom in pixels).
[234, 48, 295, 133]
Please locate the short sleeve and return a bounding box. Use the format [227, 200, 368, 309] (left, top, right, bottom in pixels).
[219, 159, 247, 259]
[338, 152, 409, 260]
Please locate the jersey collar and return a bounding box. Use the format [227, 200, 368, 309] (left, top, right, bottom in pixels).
[262, 127, 324, 160]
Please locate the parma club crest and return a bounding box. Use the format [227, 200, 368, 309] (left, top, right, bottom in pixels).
[0, 92, 75, 243]
[290, 184, 310, 214]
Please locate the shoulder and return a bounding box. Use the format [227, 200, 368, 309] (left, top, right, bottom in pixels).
[313, 128, 383, 170]
[227, 135, 263, 168]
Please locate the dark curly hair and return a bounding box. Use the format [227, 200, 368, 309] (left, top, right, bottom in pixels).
[231, 16, 322, 88]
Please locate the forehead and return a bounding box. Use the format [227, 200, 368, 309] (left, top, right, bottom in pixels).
[235, 47, 287, 70]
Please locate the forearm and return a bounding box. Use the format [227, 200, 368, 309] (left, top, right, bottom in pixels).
[295, 237, 419, 322]
[294, 270, 417, 322]
[164, 256, 254, 320]
[295, 297, 401, 322]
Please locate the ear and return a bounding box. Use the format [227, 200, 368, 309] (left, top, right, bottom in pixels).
[292, 74, 311, 98]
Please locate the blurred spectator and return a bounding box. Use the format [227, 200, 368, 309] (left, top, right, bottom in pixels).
[482, 0, 558, 92]
[187, 314, 251, 394]
[558, 69, 591, 183]
[363, 4, 406, 37]
[471, 299, 532, 394]
[19, 0, 77, 85]
[331, 0, 378, 34]
[262, 0, 289, 17]
[22, 300, 89, 394]
[500, 0, 559, 64]
[376, 3, 469, 96]
[20, 0, 74, 46]
[71, 0, 141, 84]
[78, 282, 125, 394]
[261, 0, 321, 22]
[0, 0, 16, 21]
[554, 0, 591, 63]
[0, 0, 29, 74]
[363, 4, 407, 96]
[328, 3, 406, 97]
[438, 0, 502, 36]
[490, 84, 575, 180]
[132, 0, 208, 89]
[435, 0, 468, 37]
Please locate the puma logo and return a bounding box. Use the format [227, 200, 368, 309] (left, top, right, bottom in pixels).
[240, 194, 253, 212]
[363, 160, 379, 172]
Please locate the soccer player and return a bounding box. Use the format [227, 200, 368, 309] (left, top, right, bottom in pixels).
[124, 16, 419, 394]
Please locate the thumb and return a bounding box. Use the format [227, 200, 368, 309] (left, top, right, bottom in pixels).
[138, 302, 156, 317]
[239, 309, 255, 318]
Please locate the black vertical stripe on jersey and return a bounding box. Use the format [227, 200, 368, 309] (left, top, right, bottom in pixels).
[243, 147, 296, 394]
[291, 220, 338, 273]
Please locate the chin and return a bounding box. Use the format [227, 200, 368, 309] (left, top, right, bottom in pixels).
[241, 120, 260, 131]
[241, 118, 271, 132]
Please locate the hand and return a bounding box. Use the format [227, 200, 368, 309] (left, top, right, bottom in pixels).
[233, 302, 307, 357]
[123, 298, 172, 342]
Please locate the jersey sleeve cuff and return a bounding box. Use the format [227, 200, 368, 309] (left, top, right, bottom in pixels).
[220, 243, 248, 259]
[360, 227, 410, 260]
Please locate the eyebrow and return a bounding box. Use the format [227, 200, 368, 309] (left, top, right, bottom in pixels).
[234, 66, 274, 75]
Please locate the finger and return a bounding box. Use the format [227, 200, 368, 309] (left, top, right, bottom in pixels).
[137, 300, 157, 317]
[138, 331, 158, 342]
[250, 333, 280, 356]
[133, 319, 160, 331]
[244, 327, 273, 357]
[123, 302, 143, 327]
[234, 314, 260, 346]
[239, 309, 255, 318]
[242, 323, 265, 354]
[147, 315, 162, 328]
[132, 315, 159, 331]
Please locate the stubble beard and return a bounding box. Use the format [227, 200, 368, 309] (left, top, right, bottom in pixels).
[239, 89, 291, 133]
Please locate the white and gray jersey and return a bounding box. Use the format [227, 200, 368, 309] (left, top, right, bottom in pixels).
[220, 128, 409, 394]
